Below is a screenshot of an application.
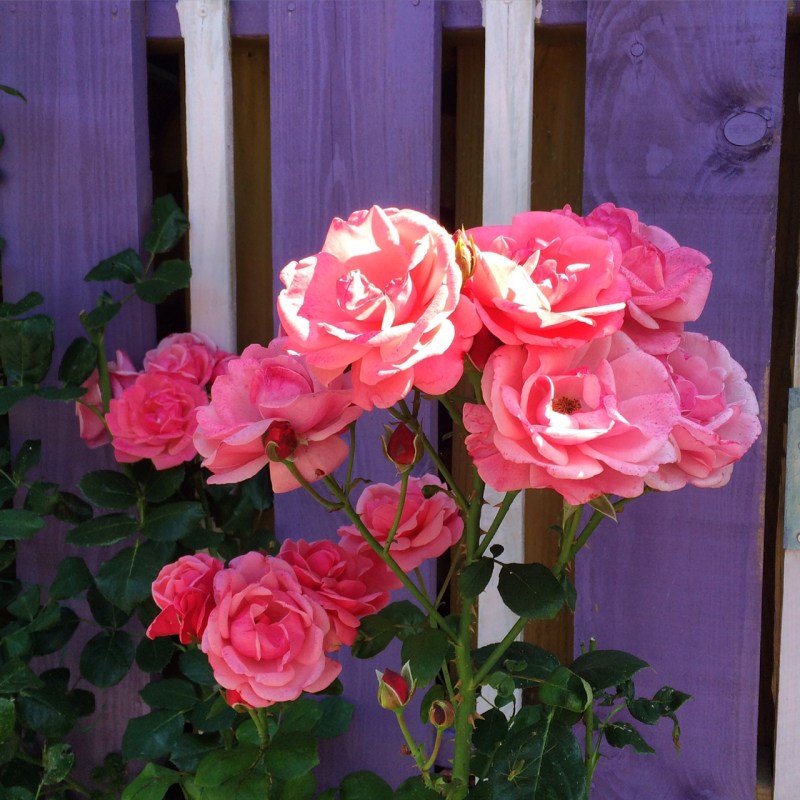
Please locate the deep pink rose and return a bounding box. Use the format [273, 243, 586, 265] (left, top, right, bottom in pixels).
[106, 372, 208, 469]
[278, 539, 390, 649]
[581, 204, 713, 354]
[463, 335, 681, 504]
[337, 475, 463, 583]
[201, 552, 341, 708]
[75, 350, 138, 448]
[144, 331, 233, 387]
[277, 206, 474, 409]
[146, 553, 224, 644]
[465, 211, 630, 349]
[645, 333, 761, 491]
[194, 339, 362, 492]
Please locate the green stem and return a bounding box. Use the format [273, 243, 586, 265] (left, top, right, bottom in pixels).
[383, 470, 410, 551]
[471, 615, 528, 688]
[395, 709, 435, 788]
[94, 330, 112, 413]
[247, 707, 270, 746]
[475, 490, 521, 558]
[450, 598, 477, 800]
[422, 727, 445, 772]
[568, 497, 635, 561]
[280, 459, 342, 511]
[344, 422, 357, 491]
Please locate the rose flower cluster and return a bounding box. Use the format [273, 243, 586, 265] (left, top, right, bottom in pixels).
[94, 203, 759, 708]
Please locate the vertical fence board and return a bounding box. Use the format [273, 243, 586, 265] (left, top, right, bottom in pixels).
[268, 0, 441, 788]
[577, 2, 784, 798]
[0, 0, 154, 769]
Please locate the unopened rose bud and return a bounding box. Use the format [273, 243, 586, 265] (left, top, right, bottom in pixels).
[376, 663, 415, 710]
[453, 228, 479, 282]
[383, 423, 421, 471]
[264, 420, 298, 460]
[428, 699, 455, 730]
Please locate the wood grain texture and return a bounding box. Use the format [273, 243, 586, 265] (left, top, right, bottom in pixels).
[577, 2, 785, 798]
[540, 0, 587, 27]
[0, 0, 154, 774]
[146, 0, 269, 39]
[443, 0, 482, 30]
[267, 0, 441, 787]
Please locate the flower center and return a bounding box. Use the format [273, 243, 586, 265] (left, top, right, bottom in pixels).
[551, 395, 581, 415]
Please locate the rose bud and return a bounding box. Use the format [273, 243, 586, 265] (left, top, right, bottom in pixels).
[428, 699, 456, 730]
[377, 664, 415, 710]
[264, 420, 298, 461]
[454, 227, 479, 282]
[383, 423, 421, 471]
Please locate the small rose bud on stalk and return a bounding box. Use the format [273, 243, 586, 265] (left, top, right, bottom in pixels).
[376, 663, 415, 711]
[453, 227, 479, 283]
[264, 420, 298, 461]
[383, 423, 421, 472]
[428, 699, 455, 730]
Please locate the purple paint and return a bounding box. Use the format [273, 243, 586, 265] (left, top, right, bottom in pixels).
[443, 0, 482, 30]
[145, 0, 269, 39]
[267, 0, 442, 788]
[0, 0, 155, 774]
[540, 0, 587, 26]
[577, 1, 784, 797]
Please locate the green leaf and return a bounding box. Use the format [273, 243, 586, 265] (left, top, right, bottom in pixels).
[569, 649, 649, 693]
[538, 666, 592, 713]
[0, 697, 16, 742]
[588, 493, 617, 522]
[85, 248, 144, 284]
[136, 635, 175, 672]
[0, 658, 43, 693]
[0, 315, 54, 384]
[0, 509, 44, 540]
[350, 615, 395, 659]
[190, 694, 236, 732]
[472, 641, 560, 690]
[80, 629, 135, 687]
[169, 733, 222, 773]
[276, 772, 316, 800]
[242, 468, 273, 511]
[144, 465, 185, 502]
[652, 686, 691, 714]
[142, 501, 204, 541]
[314, 696, 354, 738]
[473, 707, 509, 757]
[17, 676, 92, 739]
[458, 558, 494, 599]
[80, 297, 122, 332]
[42, 742, 74, 785]
[279, 697, 322, 733]
[339, 771, 393, 800]
[179, 649, 216, 685]
[13, 440, 40, 480]
[628, 698, 663, 726]
[37, 385, 87, 401]
[0, 385, 36, 413]
[122, 709, 186, 761]
[263, 731, 319, 780]
[7, 585, 39, 621]
[24, 480, 59, 515]
[604, 722, 655, 754]
[194, 745, 261, 787]
[79, 469, 138, 510]
[559, 574, 577, 612]
[122, 763, 181, 800]
[66, 513, 138, 546]
[143, 195, 189, 255]
[135, 259, 191, 304]
[58, 337, 98, 386]
[394, 777, 440, 800]
[31, 607, 80, 655]
[140, 678, 197, 711]
[53, 490, 93, 524]
[95, 541, 173, 612]
[87, 584, 133, 627]
[0, 84, 26, 101]
[401, 627, 449, 685]
[497, 562, 564, 620]
[0, 292, 42, 318]
[50, 556, 93, 600]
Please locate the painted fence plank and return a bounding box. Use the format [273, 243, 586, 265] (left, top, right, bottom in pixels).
[577, 2, 784, 798]
[0, 0, 154, 769]
[267, 0, 441, 788]
[147, 0, 269, 39]
[178, 0, 237, 351]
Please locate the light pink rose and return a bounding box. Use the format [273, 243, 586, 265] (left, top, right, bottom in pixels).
[144, 331, 233, 388]
[106, 372, 208, 470]
[463, 335, 681, 504]
[194, 339, 362, 492]
[146, 553, 224, 644]
[337, 475, 463, 584]
[201, 551, 341, 708]
[277, 206, 473, 409]
[581, 204, 713, 355]
[75, 350, 138, 448]
[465, 211, 630, 349]
[645, 333, 761, 491]
[278, 539, 390, 650]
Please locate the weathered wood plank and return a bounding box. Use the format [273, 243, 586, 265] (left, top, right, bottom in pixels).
[577, 2, 784, 797]
[0, 0, 154, 771]
[267, 0, 441, 787]
[146, 0, 269, 39]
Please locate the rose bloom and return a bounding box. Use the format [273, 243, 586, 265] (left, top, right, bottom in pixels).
[645, 333, 761, 491]
[577, 203, 713, 355]
[194, 339, 362, 492]
[106, 372, 208, 470]
[465, 211, 630, 349]
[277, 205, 479, 410]
[463, 334, 681, 505]
[201, 551, 341, 708]
[75, 350, 138, 448]
[146, 553, 223, 644]
[278, 539, 390, 650]
[337, 475, 463, 585]
[144, 331, 233, 388]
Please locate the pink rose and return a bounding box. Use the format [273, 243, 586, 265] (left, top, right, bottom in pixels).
[465, 211, 630, 349]
[201, 552, 341, 707]
[194, 339, 362, 492]
[75, 350, 138, 448]
[144, 331, 233, 388]
[278, 539, 390, 649]
[146, 553, 224, 644]
[277, 206, 474, 409]
[582, 204, 713, 355]
[106, 372, 208, 470]
[463, 335, 681, 504]
[337, 475, 463, 583]
[645, 333, 761, 491]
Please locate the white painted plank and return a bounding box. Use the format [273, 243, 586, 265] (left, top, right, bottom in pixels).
[177, 0, 237, 352]
[477, 0, 537, 671]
